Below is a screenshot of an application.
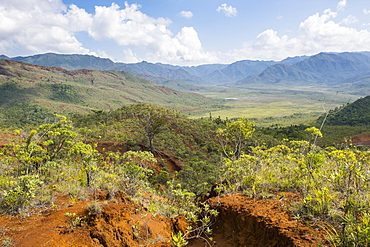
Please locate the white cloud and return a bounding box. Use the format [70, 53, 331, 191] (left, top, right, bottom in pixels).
[364, 9, 370, 15]
[296, 10, 370, 54]
[0, 0, 216, 65]
[24, 26, 88, 54]
[0, 0, 90, 55]
[88, 3, 172, 47]
[4, 0, 66, 13]
[340, 15, 358, 26]
[65, 4, 93, 32]
[87, 3, 215, 65]
[337, 0, 346, 11]
[216, 4, 237, 17]
[1, 0, 370, 66]
[224, 8, 370, 62]
[121, 48, 141, 63]
[180, 11, 193, 19]
[146, 26, 219, 65]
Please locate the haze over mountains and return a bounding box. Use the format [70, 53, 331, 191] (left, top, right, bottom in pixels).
[0, 52, 370, 92]
[1, 51, 370, 95]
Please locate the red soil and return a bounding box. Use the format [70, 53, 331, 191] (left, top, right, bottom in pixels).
[347, 134, 370, 146]
[0, 191, 329, 247]
[95, 141, 183, 173]
[0, 191, 187, 247]
[0, 138, 329, 246]
[190, 194, 328, 247]
[0, 132, 19, 148]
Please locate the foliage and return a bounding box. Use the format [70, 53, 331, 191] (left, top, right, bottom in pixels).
[127, 103, 180, 151]
[10, 114, 78, 176]
[64, 212, 86, 228]
[184, 203, 219, 246]
[1, 102, 370, 246]
[216, 118, 255, 160]
[72, 104, 220, 167]
[1, 103, 54, 127]
[318, 95, 370, 126]
[214, 133, 370, 246]
[171, 231, 188, 247]
[176, 160, 219, 198]
[0, 175, 43, 214]
[171, 203, 218, 247]
[317, 125, 370, 146]
[47, 83, 82, 104]
[257, 124, 311, 142]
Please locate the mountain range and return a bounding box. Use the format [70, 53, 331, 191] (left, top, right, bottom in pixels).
[0, 59, 217, 126]
[2, 51, 370, 95]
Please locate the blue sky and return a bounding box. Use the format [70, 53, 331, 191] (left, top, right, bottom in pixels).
[1, 0, 370, 65]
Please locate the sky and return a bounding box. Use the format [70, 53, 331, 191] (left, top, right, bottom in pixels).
[1, 0, 370, 66]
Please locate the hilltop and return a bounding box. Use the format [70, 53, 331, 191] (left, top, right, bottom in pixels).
[0, 59, 218, 126]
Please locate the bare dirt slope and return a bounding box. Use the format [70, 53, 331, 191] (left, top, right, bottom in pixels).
[0, 191, 329, 247]
[189, 194, 327, 247]
[0, 191, 187, 247]
[348, 134, 370, 146]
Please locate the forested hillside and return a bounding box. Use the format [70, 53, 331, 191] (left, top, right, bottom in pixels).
[319, 95, 370, 126]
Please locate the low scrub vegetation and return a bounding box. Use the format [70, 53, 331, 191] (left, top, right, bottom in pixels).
[0, 103, 369, 246]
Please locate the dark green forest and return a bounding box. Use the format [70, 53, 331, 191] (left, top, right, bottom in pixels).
[318, 95, 370, 126]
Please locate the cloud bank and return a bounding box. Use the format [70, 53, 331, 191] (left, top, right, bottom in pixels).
[225, 5, 370, 61]
[0, 0, 217, 65]
[0, 0, 89, 54]
[0, 0, 370, 65]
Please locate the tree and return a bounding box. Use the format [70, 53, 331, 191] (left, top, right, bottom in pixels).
[14, 114, 78, 175]
[216, 118, 255, 161]
[129, 103, 178, 152]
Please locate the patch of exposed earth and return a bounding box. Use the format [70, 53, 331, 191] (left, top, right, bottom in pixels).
[190, 194, 327, 247]
[0, 191, 329, 247]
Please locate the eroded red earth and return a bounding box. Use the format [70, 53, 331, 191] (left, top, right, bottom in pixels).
[0, 191, 330, 247]
[192, 194, 327, 247]
[0, 136, 334, 246]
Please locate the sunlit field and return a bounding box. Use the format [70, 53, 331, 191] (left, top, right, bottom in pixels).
[189, 85, 357, 126]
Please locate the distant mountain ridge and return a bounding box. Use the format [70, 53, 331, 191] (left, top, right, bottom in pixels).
[2, 52, 370, 93]
[0, 59, 216, 126]
[1, 53, 301, 84]
[239, 52, 370, 94]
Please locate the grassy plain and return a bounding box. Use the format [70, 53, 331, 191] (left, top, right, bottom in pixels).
[188, 85, 358, 126]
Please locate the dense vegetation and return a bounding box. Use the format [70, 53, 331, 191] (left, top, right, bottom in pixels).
[0, 102, 369, 246]
[318, 95, 370, 126]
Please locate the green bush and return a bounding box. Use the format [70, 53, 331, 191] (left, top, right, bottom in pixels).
[0, 175, 43, 214]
